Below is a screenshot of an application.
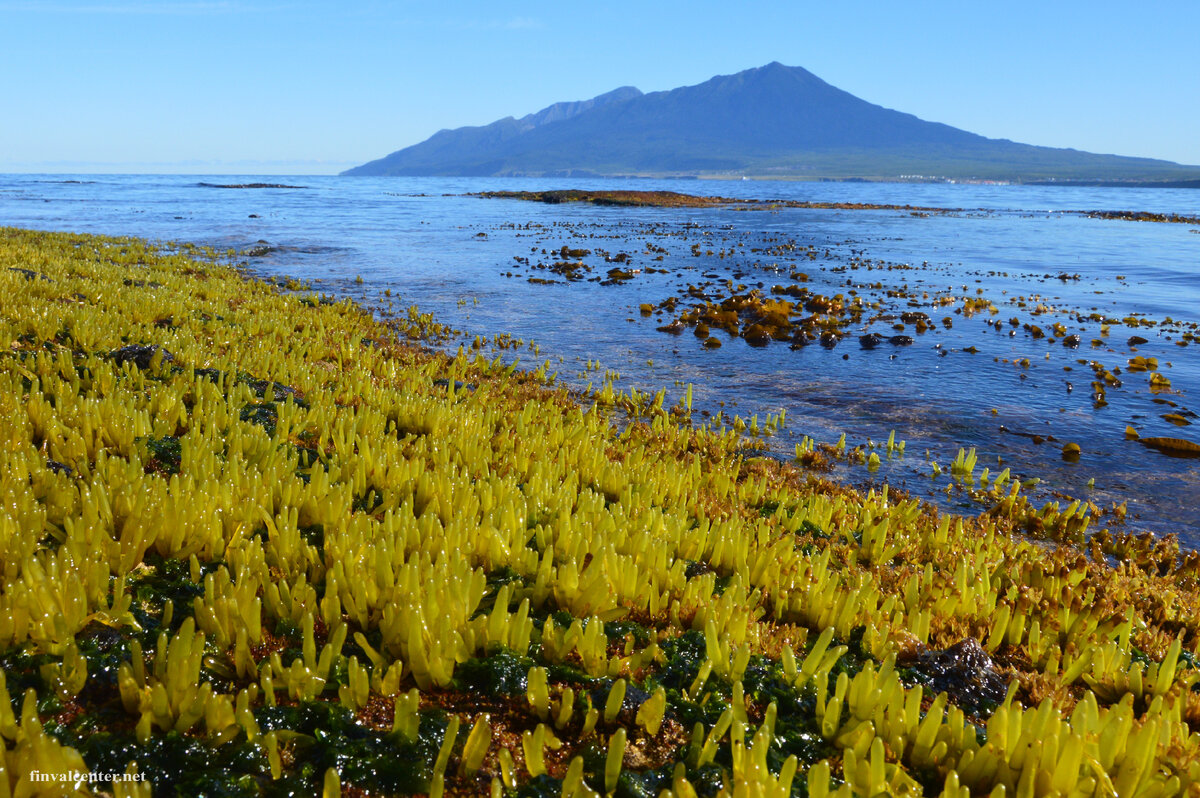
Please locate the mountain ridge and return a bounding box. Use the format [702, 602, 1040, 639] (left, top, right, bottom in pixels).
[344, 63, 1200, 181]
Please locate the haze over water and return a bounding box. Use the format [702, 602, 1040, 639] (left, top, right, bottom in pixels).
[3, 174, 1198, 543]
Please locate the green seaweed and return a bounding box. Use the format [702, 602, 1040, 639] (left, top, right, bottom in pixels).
[454, 645, 536, 695]
[255, 700, 444, 795]
[141, 435, 182, 475]
[69, 729, 266, 798]
[239, 402, 278, 435]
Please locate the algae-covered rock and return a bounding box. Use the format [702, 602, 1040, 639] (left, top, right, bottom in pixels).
[898, 638, 1008, 717]
[110, 344, 175, 369]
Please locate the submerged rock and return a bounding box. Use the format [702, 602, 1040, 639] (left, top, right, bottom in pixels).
[243, 241, 274, 257]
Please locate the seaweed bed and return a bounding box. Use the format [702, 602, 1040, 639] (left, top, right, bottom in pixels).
[3, 226, 1200, 796]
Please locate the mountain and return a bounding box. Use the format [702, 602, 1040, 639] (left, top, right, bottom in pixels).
[343, 63, 1200, 181]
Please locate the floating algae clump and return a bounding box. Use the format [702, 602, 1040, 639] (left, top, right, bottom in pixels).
[3, 227, 1200, 795]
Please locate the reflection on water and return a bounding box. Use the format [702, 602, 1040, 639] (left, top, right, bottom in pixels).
[2, 174, 1198, 542]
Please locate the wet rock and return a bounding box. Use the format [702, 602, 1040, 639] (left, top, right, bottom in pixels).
[656, 320, 685, 335]
[859, 333, 884, 349]
[899, 638, 1008, 716]
[818, 331, 841, 348]
[194, 367, 224, 383]
[243, 241, 274, 257]
[200, 182, 306, 189]
[1128, 335, 1149, 347]
[889, 335, 914, 346]
[110, 345, 174, 369]
[432, 378, 476, 392]
[900, 311, 930, 324]
[9, 267, 50, 281]
[246, 378, 302, 402]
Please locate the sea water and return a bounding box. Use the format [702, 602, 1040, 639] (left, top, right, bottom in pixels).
[2, 174, 1198, 542]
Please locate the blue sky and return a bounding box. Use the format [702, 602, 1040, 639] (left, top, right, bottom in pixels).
[1, 1, 1197, 173]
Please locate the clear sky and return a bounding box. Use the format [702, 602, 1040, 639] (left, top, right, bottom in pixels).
[2, 0, 1197, 174]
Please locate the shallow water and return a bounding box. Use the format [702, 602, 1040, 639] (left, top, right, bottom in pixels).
[2, 174, 1199, 542]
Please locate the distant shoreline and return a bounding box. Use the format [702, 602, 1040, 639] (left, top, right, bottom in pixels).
[1024, 178, 1200, 189]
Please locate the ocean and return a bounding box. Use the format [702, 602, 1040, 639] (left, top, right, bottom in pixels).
[3, 174, 1198, 543]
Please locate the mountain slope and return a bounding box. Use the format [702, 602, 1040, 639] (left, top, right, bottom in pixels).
[344, 63, 1199, 180]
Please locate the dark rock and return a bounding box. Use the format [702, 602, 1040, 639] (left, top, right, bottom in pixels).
[889, 335, 914, 346]
[433, 378, 476, 392]
[194, 367, 224, 383]
[199, 182, 307, 189]
[9, 267, 48, 281]
[899, 638, 1008, 717]
[859, 333, 884, 349]
[819, 331, 841, 348]
[900, 311, 930, 324]
[1128, 335, 1149, 347]
[246, 378, 302, 402]
[110, 345, 174, 369]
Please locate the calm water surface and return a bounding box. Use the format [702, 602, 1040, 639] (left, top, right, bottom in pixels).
[2, 175, 1198, 542]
